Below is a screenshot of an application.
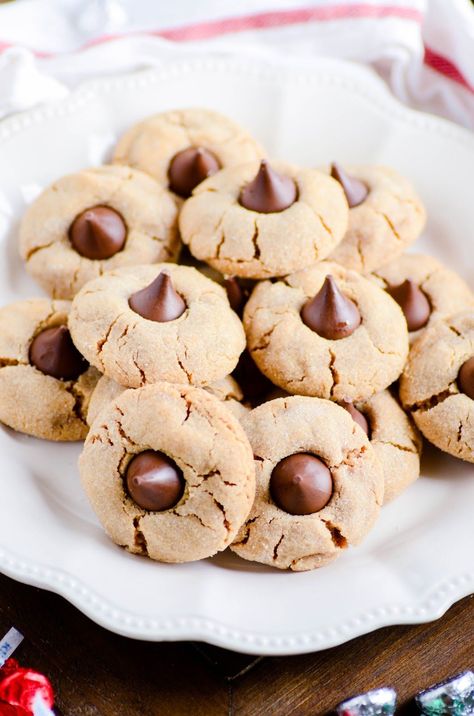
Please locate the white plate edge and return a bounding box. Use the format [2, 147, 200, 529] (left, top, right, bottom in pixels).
[1, 545, 473, 655]
[1, 56, 474, 150]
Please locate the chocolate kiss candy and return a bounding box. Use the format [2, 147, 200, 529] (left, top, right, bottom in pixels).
[301, 275, 361, 340]
[340, 400, 371, 438]
[458, 356, 474, 400]
[69, 205, 127, 260]
[331, 162, 369, 209]
[331, 162, 369, 208]
[270, 453, 333, 515]
[224, 277, 247, 316]
[128, 272, 186, 322]
[29, 325, 88, 381]
[239, 160, 297, 213]
[386, 279, 431, 332]
[168, 146, 221, 198]
[126, 450, 185, 511]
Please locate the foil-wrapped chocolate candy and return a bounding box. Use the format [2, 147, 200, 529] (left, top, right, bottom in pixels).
[416, 671, 474, 716]
[336, 687, 397, 716]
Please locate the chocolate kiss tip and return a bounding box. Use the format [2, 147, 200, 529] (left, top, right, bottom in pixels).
[193, 146, 217, 172]
[331, 162, 368, 208]
[126, 450, 185, 512]
[69, 205, 127, 260]
[270, 453, 333, 515]
[168, 146, 220, 198]
[458, 356, 474, 401]
[239, 159, 297, 214]
[386, 279, 431, 332]
[339, 400, 370, 438]
[29, 324, 88, 381]
[128, 271, 186, 323]
[301, 274, 361, 340]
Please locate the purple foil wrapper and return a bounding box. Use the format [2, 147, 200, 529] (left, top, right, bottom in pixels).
[336, 687, 397, 716]
[415, 671, 474, 716]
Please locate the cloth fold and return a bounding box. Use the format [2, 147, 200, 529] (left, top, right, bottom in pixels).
[0, 0, 472, 127]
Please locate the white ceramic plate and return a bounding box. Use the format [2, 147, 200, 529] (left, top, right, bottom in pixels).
[0, 56, 473, 656]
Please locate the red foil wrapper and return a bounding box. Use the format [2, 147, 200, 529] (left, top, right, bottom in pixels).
[0, 659, 54, 715]
[0, 704, 29, 715]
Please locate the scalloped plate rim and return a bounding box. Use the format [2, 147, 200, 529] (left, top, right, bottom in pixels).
[0, 545, 473, 655]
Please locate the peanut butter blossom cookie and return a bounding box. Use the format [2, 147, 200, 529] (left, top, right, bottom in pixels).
[0, 298, 100, 440]
[87, 374, 248, 425]
[80, 382, 256, 563]
[179, 160, 349, 278]
[339, 390, 422, 503]
[328, 164, 426, 273]
[19, 165, 179, 299]
[244, 261, 409, 401]
[370, 253, 474, 341]
[69, 264, 246, 388]
[113, 108, 264, 198]
[400, 310, 474, 463]
[231, 396, 383, 571]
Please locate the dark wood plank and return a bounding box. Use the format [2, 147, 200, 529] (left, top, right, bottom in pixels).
[232, 595, 474, 716]
[0, 571, 472, 716]
[193, 643, 262, 680]
[0, 574, 228, 716]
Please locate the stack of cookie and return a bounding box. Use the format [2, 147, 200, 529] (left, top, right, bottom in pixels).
[2, 108, 473, 571]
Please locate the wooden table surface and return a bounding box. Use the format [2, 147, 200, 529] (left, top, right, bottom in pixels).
[0, 573, 472, 715]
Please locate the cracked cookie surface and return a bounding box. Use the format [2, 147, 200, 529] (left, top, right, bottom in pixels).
[370, 253, 474, 342]
[87, 374, 248, 425]
[353, 389, 422, 503]
[69, 263, 246, 388]
[328, 165, 426, 272]
[19, 165, 180, 299]
[80, 382, 256, 563]
[230, 396, 384, 571]
[244, 261, 409, 401]
[113, 108, 264, 194]
[400, 310, 474, 462]
[179, 161, 349, 278]
[0, 298, 100, 440]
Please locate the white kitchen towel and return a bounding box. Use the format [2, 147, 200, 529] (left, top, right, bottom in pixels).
[0, 0, 472, 127]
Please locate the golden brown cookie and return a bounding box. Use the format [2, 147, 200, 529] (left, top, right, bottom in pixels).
[370, 253, 474, 341]
[69, 264, 246, 388]
[243, 261, 409, 401]
[179, 160, 349, 278]
[87, 374, 248, 425]
[20, 165, 179, 299]
[113, 108, 264, 198]
[80, 382, 256, 563]
[0, 298, 100, 440]
[231, 396, 383, 571]
[328, 164, 426, 272]
[400, 310, 474, 462]
[339, 390, 422, 503]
